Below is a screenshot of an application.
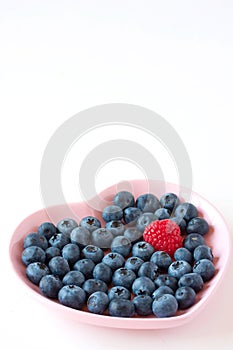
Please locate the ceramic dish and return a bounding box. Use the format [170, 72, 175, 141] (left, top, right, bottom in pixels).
[9, 180, 231, 329]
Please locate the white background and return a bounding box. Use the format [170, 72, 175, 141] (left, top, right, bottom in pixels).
[1, 1, 233, 349]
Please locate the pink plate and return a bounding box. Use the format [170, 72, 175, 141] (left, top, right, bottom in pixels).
[9, 180, 231, 329]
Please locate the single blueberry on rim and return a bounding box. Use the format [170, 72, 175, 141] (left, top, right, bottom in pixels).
[178, 272, 204, 293]
[109, 299, 135, 317]
[193, 258, 215, 281]
[133, 295, 153, 316]
[186, 217, 209, 236]
[22, 246, 46, 266]
[175, 286, 196, 309]
[152, 294, 178, 317]
[26, 262, 50, 285]
[87, 291, 109, 314]
[174, 202, 198, 222]
[38, 222, 57, 240]
[39, 274, 63, 298]
[58, 285, 86, 310]
[24, 232, 48, 250]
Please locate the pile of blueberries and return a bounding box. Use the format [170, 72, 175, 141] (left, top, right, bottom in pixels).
[21, 191, 215, 318]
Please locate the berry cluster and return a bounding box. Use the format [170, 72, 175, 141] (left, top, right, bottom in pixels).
[21, 191, 215, 318]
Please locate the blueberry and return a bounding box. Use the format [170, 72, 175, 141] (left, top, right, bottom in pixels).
[45, 246, 61, 262]
[193, 259, 215, 281]
[112, 268, 136, 290]
[124, 256, 144, 273]
[109, 299, 135, 317]
[79, 216, 101, 233]
[82, 279, 108, 297]
[38, 222, 57, 240]
[91, 228, 114, 249]
[22, 246, 46, 266]
[62, 270, 85, 287]
[93, 262, 113, 284]
[87, 291, 109, 314]
[82, 245, 104, 263]
[110, 236, 132, 257]
[160, 193, 179, 212]
[70, 227, 91, 247]
[58, 285, 86, 310]
[56, 218, 78, 237]
[193, 245, 213, 261]
[73, 258, 95, 279]
[113, 191, 135, 209]
[133, 295, 153, 316]
[170, 217, 187, 233]
[48, 256, 70, 278]
[124, 227, 143, 243]
[183, 233, 206, 252]
[178, 272, 204, 293]
[154, 208, 170, 220]
[102, 252, 125, 271]
[132, 241, 154, 261]
[175, 286, 196, 309]
[62, 243, 80, 265]
[108, 286, 131, 301]
[105, 220, 125, 237]
[138, 261, 160, 280]
[154, 274, 178, 292]
[26, 262, 50, 285]
[152, 294, 178, 317]
[132, 276, 155, 296]
[102, 205, 123, 222]
[123, 207, 142, 224]
[24, 232, 48, 250]
[49, 233, 70, 250]
[150, 251, 172, 270]
[136, 212, 157, 232]
[174, 202, 198, 222]
[136, 193, 160, 213]
[186, 217, 209, 236]
[39, 274, 63, 298]
[174, 247, 193, 264]
[168, 260, 192, 279]
[152, 286, 174, 300]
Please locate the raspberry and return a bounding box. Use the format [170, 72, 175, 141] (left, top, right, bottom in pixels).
[143, 219, 183, 257]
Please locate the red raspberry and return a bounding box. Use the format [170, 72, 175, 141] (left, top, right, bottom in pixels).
[143, 219, 183, 257]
